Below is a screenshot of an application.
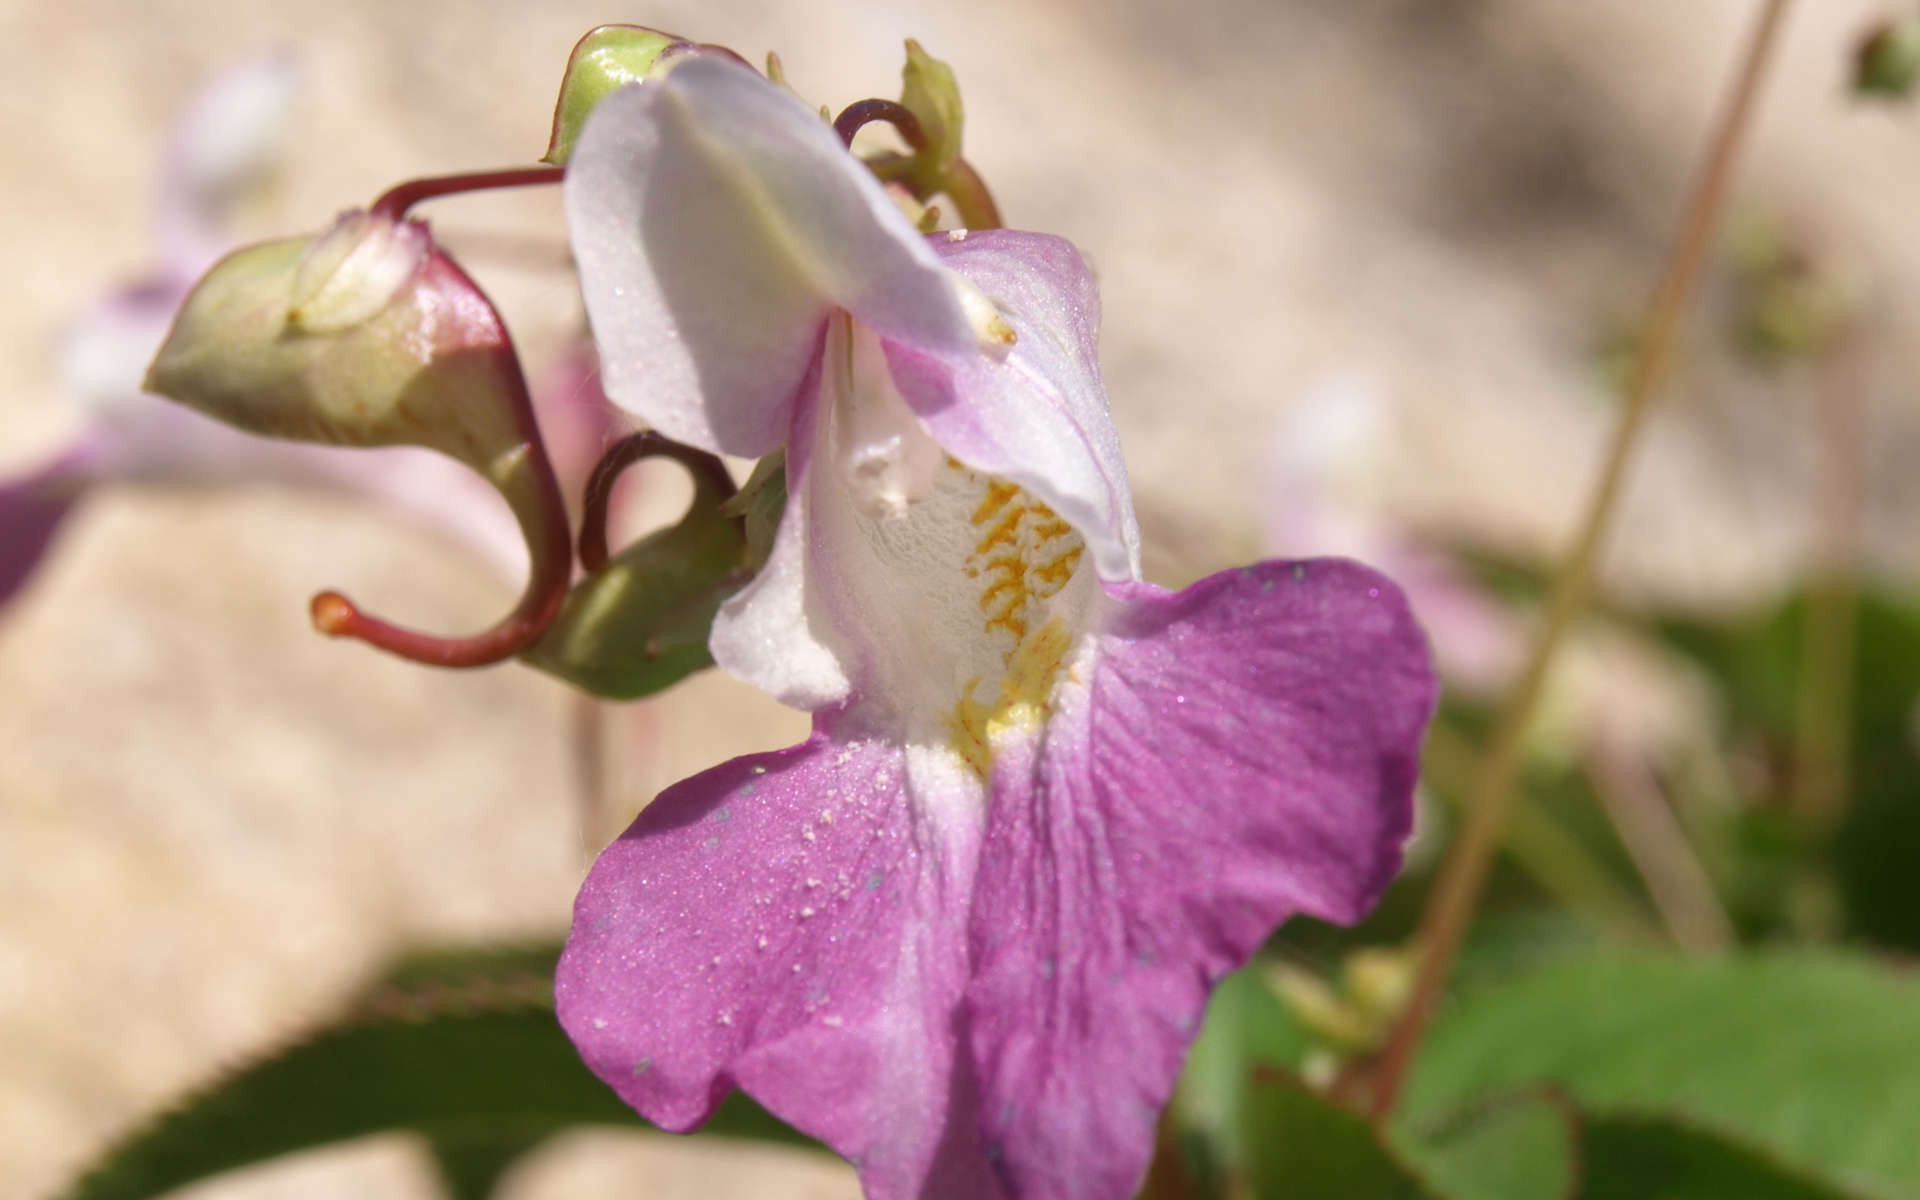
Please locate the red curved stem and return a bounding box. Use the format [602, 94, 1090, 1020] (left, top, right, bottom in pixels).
[370, 166, 565, 222]
[309, 260, 574, 669]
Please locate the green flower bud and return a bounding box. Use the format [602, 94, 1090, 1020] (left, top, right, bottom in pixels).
[1855, 19, 1920, 99]
[147, 211, 526, 479]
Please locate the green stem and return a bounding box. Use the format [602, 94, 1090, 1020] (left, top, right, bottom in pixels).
[1791, 355, 1864, 827]
[1367, 0, 1794, 1119]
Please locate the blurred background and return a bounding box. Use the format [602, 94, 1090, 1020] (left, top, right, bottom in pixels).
[3, 1, 1917, 1196]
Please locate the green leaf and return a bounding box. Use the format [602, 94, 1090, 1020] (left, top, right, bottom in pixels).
[1175, 963, 1313, 1179]
[424, 1128, 549, 1200]
[1392, 1091, 1578, 1200]
[59, 941, 817, 1200]
[1402, 951, 1920, 1200]
[1240, 1075, 1440, 1199]
[1656, 587, 1920, 948]
[1580, 1117, 1862, 1200]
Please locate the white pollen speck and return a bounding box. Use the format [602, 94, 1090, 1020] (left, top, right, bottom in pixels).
[799, 906, 816, 918]
[948, 229, 968, 242]
[757, 935, 769, 949]
[751, 765, 767, 775]
[592, 1017, 608, 1030]
[802, 825, 816, 842]
[718, 1010, 733, 1027]
[820, 809, 834, 825]
[806, 877, 821, 889]
[792, 962, 803, 973]
[836, 749, 855, 766]
[712, 956, 722, 966]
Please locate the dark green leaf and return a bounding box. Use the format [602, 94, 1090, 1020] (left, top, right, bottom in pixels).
[1241, 1075, 1439, 1200]
[1580, 1117, 1862, 1200]
[59, 941, 818, 1200]
[1392, 1090, 1578, 1200]
[1403, 951, 1920, 1199]
[424, 1128, 550, 1200]
[1175, 963, 1313, 1180]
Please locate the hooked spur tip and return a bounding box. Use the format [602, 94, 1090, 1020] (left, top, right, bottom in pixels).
[310, 591, 357, 636]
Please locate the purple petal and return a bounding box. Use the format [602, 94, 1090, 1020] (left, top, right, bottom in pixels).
[886, 230, 1140, 582]
[558, 721, 1003, 1200]
[0, 444, 99, 613]
[963, 558, 1435, 1198]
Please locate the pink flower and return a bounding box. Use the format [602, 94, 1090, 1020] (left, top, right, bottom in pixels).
[555, 58, 1436, 1199]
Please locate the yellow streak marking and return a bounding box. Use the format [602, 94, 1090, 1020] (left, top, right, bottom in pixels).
[1031, 547, 1083, 590]
[970, 481, 1022, 526]
[943, 465, 1089, 779]
[973, 504, 1029, 556]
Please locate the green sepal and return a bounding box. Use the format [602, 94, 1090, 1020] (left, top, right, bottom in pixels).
[524, 455, 785, 700]
[544, 25, 686, 166]
[899, 39, 964, 180]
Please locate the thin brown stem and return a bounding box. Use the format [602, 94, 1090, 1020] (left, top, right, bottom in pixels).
[370, 166, 565, 222]
[943, 157, 1004, 230]
[577, 431, 739, 572]
[1368, 0, 1794, 1118]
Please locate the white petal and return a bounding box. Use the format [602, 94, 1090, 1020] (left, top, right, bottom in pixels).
[566, 57, 974, 458]
[889, 230, 1142, 581]
[716, 317, 1102, 765]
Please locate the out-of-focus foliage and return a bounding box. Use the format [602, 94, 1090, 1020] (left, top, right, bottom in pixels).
[58, 944, 817, 1200]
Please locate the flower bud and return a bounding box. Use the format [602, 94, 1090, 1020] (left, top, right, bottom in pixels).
[1855, 19, 1920, 99]
[147, 210, 527, 481]
[146, 210, 573, 667]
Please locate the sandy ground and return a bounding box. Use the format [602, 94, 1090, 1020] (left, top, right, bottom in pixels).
[3, 2, 1917, 1196]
